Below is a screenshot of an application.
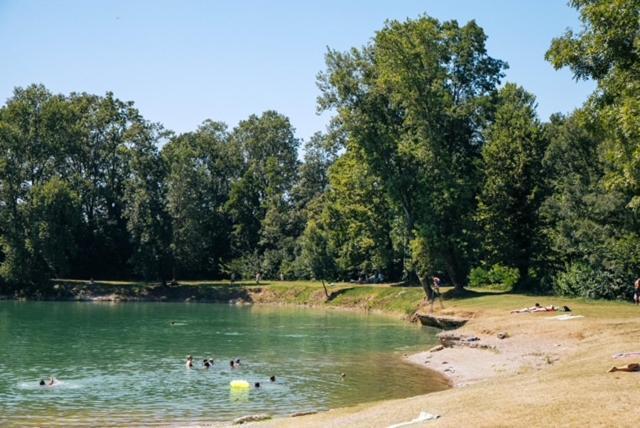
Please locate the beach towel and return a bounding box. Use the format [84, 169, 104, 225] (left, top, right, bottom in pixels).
[387, 411, 440, 428]
[547, 314, 584, 321]
[613, 352, 640, 359]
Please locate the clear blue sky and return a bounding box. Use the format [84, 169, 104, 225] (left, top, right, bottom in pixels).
[1, 0, 593, 142]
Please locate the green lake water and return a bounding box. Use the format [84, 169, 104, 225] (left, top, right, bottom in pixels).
[0, 301, 447, 426]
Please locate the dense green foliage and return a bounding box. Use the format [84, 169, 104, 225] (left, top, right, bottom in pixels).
[1, 4, 639, 299]
[468, 264, 519, 291]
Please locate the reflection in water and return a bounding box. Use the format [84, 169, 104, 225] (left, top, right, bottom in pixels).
[0, 301, 447, 426]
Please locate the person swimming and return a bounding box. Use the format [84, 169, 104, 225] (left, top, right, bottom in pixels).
[254, 382, 261, 388]
[230, 360, 235, 369]
[269, 375, 276, 382]
[203, 359, 211, 369]
[186, 355, 193, 368]
[39, 379, 46, 386]
[235, 358, 241, 366]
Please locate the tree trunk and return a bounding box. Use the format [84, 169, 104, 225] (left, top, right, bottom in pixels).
[514, 264, 530, 292]
[417, 272, 432, 300]
[444, 246, 466, 294]
[321, 279, 330, 299]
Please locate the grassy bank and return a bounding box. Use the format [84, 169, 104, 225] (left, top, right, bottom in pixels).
[31, 279, 640, 321]
[42, 279, 428, 318]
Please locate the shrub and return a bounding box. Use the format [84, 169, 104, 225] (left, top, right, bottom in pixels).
[554, 262, 630, 300]
[469, 264, 519, 290]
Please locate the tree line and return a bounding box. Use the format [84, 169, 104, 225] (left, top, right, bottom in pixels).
[1, 0, 638, 299]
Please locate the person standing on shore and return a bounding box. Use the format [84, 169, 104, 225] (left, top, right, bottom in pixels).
[429, 275, 444, 313]
[634, 278, 640, 305]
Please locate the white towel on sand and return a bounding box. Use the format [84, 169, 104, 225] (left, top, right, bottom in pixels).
[387, 411, 440, 428]
[547, 314, 584, 321]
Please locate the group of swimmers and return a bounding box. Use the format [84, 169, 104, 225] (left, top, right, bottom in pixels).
[185, 355, 277, 388]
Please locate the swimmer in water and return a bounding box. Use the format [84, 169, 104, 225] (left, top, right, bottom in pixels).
[254, 382, 261, 388]
[203, 359, 211, 369]
[235, 358, 241, 366]
[229, 360, 235, 369]
[186, 355, 193, 368]
[39, 379, 46, 386]
[269, 375, 276, 382]
[48, 377, 57, 386]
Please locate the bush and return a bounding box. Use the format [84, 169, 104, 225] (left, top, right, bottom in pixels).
[554, 262, 630, 300]
[469, 264, 519, 290]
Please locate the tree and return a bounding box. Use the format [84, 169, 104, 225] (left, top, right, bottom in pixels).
[547, 0, 640, 208]
[163, 120, 238, 278]
[226, 111, 300, 277]
[476, 83, 548, 288]
[123, 122, 171, 281]
[27, 177, 81, 279]
[318, 16, 506, 290]
[0, 85, 78, 286]
[540, 111, 640, 299]
[65, 92, 138, 279]
[544, 0, 640, 298]
[322, 152, 395, 278]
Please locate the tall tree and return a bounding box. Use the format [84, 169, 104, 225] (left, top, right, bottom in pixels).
[547, 0, 640, 208]
[0, 85, 78, 286]
[226, 111, 300, 277]
[123, 122, 171, 281]
[163, 120, 238, 278]
[476, 83, 548, 288]
[66, 92, 138, 279]
[322, 151, 395, 278]
[318, 16, 506, 290]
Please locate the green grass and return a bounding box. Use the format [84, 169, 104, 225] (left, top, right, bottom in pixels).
[51, 279, 640, 319]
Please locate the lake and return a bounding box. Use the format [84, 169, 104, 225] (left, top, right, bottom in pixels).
[0, 301, 447, 426]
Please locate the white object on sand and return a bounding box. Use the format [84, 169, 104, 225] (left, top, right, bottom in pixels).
[613, 351, 640, 359]
[387, 411, 440, 428]
[547, 314, 584, 321]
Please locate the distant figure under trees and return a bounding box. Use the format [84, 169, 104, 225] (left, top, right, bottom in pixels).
[429, 275, 444, 313]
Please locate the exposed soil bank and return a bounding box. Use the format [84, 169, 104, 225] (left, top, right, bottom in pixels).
[2, 280, 429, 320]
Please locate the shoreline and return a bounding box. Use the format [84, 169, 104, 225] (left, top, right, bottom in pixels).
[7, 283, 640, 426]
[1, 280, 427, 323]
[251, 303, 618, 428]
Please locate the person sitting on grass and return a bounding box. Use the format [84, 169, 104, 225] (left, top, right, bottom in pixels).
[608, 363, 640, 373]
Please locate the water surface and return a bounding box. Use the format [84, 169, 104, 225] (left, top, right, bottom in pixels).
[0, 301, 446, 426]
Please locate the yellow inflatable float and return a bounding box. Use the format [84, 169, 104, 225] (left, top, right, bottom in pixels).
[230, 379, 250, 389]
